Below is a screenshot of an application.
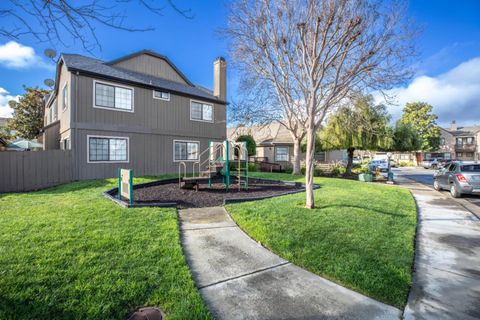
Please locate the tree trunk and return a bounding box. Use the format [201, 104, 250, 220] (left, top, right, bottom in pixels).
[346, 147, 355, 175]
[305, 126, 316, 209]
[292, 138, 302, 175]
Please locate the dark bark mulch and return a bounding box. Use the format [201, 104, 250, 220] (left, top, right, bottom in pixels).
[133, 177, 304, 208]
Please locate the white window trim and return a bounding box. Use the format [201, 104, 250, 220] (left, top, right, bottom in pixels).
[173, 139, 200, 162]
[62, 82, 68, 112]
[92, 79, 135, 113]
[152, 90, 170, 101]
[87, 135, 130, 164]
[275, 146, 290, 162]
[62, 136, 70, 150]
[190, 99, 214, 123]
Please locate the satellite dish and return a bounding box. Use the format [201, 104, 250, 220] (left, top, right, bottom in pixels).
[44, 48, 57, 59]
[44, 79, 55, 88]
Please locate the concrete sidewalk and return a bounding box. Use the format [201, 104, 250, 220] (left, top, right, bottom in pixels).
[179, 206, 401, 320]
[396, 177, 480, 320]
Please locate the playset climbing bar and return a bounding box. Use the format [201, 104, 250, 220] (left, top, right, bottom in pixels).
[178, 139, 249, 191]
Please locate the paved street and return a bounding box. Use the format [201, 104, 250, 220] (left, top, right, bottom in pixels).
[393, 167, 480, 214]
[394, 168, 480, 320]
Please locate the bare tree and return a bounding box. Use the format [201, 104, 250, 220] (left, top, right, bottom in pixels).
[0, 0, 193, 52]
[225, 0, 417, 208]
[229, 79, 305, 174]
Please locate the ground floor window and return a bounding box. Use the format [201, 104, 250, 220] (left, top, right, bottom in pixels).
[62, 138, 70, 150]
[466, 152, 474, 158]
[88, 136, 128, 162]
[174, 140, 199, 161]
[457, 152, 463, 158]
[400, 153, 410, 160]
[315, 151, 326, 162]
[275, 146, 289, 161]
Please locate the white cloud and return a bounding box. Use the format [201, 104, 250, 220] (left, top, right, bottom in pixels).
[376, 57, 480, 127]
[0, 87, 19, 117]
[0, 41, 54, 69]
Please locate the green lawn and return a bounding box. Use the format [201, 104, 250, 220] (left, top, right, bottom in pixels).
[226, 172, 417, 308]
[0, 177, 211, 320]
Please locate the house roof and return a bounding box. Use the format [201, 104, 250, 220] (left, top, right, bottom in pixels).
[60, 53, 225, 105]
[228, 122, 294, 146]
[442, 125, 480, 136]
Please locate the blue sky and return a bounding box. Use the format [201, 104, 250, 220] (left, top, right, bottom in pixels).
[0, 0, 479, 126]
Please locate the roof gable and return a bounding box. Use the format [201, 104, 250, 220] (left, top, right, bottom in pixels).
[107, 50, 192, 85]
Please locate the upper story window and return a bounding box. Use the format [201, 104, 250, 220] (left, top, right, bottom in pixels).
[88, 136, 129, 163]
[190, 101, 213, 122]
[440, 137, 445, 145]
[62, 83, 68, 111]
[153, 90, 170, 101]
[94, 80, 133, 112]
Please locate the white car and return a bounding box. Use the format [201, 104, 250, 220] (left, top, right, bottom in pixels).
[368, 159, 389, 172]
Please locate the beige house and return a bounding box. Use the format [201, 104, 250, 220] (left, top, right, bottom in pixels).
[228, 123, 346, 169]
[424, 121, 480, 161]
[42, 50, 227, 179]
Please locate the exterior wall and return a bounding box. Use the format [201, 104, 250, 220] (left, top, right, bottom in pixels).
[325, 150, 347, 162]
[111, 54, 188, 84]
[58, 63, 72, 136]
[73, 129, 215, 179]
[43, 121, 60, 150]
[72, 74, 226, 139]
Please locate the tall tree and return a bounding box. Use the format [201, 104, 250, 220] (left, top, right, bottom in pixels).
[392, 121, 422, 152]
[399, 102, 440, 151]
[321, 95, 392, 175]
[225, 0, 417, 208]
[8, 87, 49, 139]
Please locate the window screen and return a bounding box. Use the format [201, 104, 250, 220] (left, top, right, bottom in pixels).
[89, 137, 128, 162]
[174, 141, 199, 161]
[95, 82, 132, 111]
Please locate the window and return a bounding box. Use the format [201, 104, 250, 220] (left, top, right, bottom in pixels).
[440, 138, 445, 145]
[275, 146, 289, 161]
[315, 151, 326, 162]
[62, 84, 68, 110]
[94, 81, 133, 112]
[174, 140, 199, 161]
[456, 138, 463, 145]
[466, 152, 474, 158]
[400, 154, 410, 160]
[467, 137, 474, 144]
[153, 90, 170, 101]
[457, 152, 463, 158]
[62, 138, 70, 150]
[88, 136, 128, 162]
[190, 101, 213, 122]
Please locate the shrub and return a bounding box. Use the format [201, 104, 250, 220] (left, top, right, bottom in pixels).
[284, 167, 293, 174]
[314, 168, 325, 177]
[248, 163, 258, 172]
[352, 163, 362, 169]
[235, 135, 256, 157]
[399, 161, 415, 167]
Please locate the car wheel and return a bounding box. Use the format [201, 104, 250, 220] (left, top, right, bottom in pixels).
[433, 179, 441, 191]
[450, 184, 461, 198]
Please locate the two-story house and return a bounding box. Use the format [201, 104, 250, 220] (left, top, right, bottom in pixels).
[424, 121, 480, 161]
[42, 50, 227, 179]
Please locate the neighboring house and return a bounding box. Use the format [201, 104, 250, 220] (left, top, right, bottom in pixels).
[424, 121, 480, 161]
[228, 123, 346, 169]
[42, 50, 227, 179]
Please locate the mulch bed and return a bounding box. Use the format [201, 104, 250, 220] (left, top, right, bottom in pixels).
[133, 177, 304, 208]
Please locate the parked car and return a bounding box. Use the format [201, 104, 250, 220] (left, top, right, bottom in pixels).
[421, 158, 439, 169]
[433, 161, 480, 198]
[368, 159, 389, 172]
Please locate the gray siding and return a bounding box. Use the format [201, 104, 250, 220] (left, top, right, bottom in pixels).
[43, 121, 60, 150]
[0, 150, 73, 192]
[111, 54, 188, 84]
[74, 129, 214, 179]
[73, 74, 226, 139]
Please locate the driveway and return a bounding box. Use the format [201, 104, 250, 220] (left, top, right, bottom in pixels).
[394, 168, 480, 319]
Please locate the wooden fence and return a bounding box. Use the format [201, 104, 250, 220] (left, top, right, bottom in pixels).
[0, 150, 73, 193]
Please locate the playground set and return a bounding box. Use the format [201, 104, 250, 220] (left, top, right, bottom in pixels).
[107, 139, 307, 208]
[178, 139, 249, 191]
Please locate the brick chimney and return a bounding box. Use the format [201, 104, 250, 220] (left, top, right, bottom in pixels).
[214, 57, 226, 101]
[450, 120, 457, 131]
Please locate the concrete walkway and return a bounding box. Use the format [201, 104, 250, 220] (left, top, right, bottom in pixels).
[396, 177, 480, 320]
[178, 206, 401, 320]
